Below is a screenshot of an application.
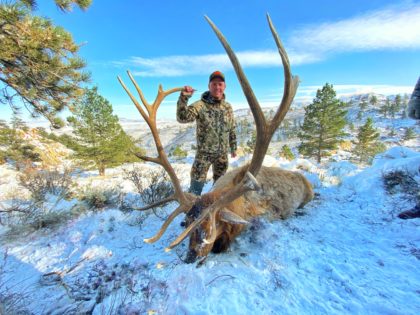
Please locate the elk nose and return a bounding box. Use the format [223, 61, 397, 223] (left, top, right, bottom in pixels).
[185, 249, 197, 264]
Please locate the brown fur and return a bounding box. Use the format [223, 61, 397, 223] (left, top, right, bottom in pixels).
[186, 165, 314, 261]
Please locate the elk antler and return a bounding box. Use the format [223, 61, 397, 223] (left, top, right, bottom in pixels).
[163, 14, 299, 250]
[117, 72, 196, 242]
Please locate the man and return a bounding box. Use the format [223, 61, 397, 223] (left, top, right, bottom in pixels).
[177, 71, 237, 195]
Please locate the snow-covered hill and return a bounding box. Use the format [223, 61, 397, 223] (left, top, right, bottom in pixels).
[0, 146, 419, 314]
[0, 93, 419, 314]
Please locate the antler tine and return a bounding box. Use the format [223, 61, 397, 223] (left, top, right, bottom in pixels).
[152, 85, 185, 118]
[204, 15, 266, 134]
[205, 15, 298, 176]
[118, 72, 195, 239]
[205, 16, 270, 176]
[127, 71, 152, 112]
[166, 172, 260, 250]
[145, 203, 193, 244]
[266, 14, 300, 134]
[117, 75, 150, 124]
[132, 195, 177, 211]
[162, 15, 299, 251]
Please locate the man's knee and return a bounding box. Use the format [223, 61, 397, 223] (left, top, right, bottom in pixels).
[213, 154, 229, 182]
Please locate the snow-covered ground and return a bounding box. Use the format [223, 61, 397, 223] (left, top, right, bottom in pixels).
[1, 96, 419, 314]
[0, 144, 419, 314]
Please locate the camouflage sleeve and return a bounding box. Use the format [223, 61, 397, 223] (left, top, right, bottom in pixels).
[176, 95, 199, 123]
[228, 107, 237, 153]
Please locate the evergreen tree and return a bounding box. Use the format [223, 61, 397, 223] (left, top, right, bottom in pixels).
[0, 1, 91, 127]
[369, 95, 378, 107]
[21, 0, 91, 12]
[0, 120, 9, 163]
[280, 144, 294, 161]
[245, 129, 257, 154]
[389, 95, 402, 119]
[379, 97, 391, 118]
[403, 127, 416, 141]
[298, 83, 347, 163]
[281, 119, 291, 139]
[67, 87, 139, 176]
[343, 101, 352, 108]
[171, 145, 187, 159]
[0, 116, 40, 169]
[359, 99, 368, 111]
[352, 118, 386, 163]
[402, 93, 409, 117]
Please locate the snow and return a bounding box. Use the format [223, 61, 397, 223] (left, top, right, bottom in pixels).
[0, 145, 419, 314]
[1, 101, 419, 314]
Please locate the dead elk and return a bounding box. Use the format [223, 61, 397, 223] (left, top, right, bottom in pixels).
[184, 165, 314, 262]
[118, 14, 313, 263]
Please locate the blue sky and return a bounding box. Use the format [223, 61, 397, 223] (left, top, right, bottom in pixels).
[3, 0, 420, 121]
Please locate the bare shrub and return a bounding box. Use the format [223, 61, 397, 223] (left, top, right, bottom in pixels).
[18, 167, 75, 201]
[28, 210, 74, 230]
[79, 186, 121, 210]
[0, 198, 33, 226]
[123, 166, 174, 206]
[1, 199, 76, 239]
[44, 260, 163, 313]
[382, 169, 419, 198]
[0, 184, 87, 235]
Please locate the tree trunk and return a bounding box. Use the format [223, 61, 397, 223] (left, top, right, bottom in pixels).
[99, 165, 105, 176]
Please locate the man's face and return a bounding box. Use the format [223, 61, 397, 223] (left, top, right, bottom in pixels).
[208, 78, 226, 100]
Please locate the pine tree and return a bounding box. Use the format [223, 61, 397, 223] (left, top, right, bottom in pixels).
[67, 88, 139, 176]
[352, 118, 386, 163]
[245, 129, 257, 154]
[280, 144, 294, 161]
[402, 93, 409, 117]
[171, 145, 187, 159]
[0, 1, 91, 127]
[359, 99, 368, 111]
[403, 127, 416, 141]
[0, 116, 40, 169]
[389, 95, 402, 119]
[369, 95, 378, 107]
[379, 97, 389, 118]
[22, 0, 92, 12]
[298, 83, 347, 163]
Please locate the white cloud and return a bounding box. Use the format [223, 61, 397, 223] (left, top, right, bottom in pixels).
[290, 3, 420, 54]
[114, 3, 420, 77]
[112, 32, 326, 77]
[116, 50, 318, 77]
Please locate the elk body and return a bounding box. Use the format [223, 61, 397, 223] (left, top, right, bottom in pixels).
[118, 14, 313, 263]
[184, 165, 314, 262]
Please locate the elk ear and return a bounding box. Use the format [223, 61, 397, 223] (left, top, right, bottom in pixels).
[220, 208, 249, 225]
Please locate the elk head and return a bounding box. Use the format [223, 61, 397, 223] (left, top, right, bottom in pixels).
[118, 14, 299, 263]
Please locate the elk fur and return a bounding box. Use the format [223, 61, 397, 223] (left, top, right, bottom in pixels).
[186, 164, 314, 260]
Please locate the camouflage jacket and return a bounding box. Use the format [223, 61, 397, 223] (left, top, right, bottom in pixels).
[177, 91, 237, 155]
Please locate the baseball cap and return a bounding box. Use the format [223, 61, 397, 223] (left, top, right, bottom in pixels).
[209, 71, 225, 82]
